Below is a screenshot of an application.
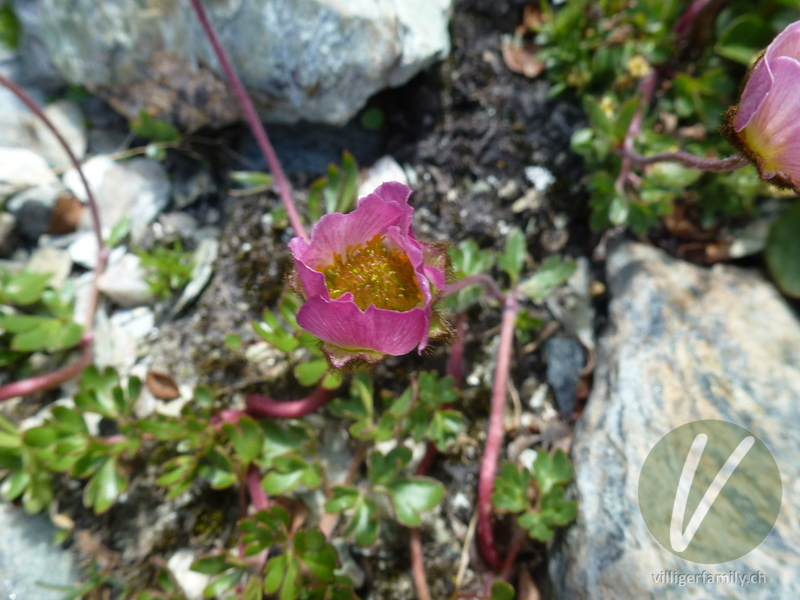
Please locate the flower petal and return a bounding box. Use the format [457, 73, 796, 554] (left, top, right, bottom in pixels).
[765, 20, 800, 62]
[734, 57, 773, 131]
[420, 242, 448, 291]
[298, 183, 415, 269]
[297, 297, 430, 361]
[741, 56, 800, 188]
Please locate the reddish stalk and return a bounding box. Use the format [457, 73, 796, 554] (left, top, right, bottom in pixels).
[410, 312, 469, 600]
[443, 275, 506, 304]
[614, 70, 659, 197]
[245, 386, 335, 419]
[189, 0, 308, 242]
[0, 74, 104, 252]
[0, 75, 107, 403]
[477, 293, 520, 572]
[409, 528, 433, 600]
[621, 149, 748, 173]
[0, 335, 94, 402]
[246, 463, 269, 511]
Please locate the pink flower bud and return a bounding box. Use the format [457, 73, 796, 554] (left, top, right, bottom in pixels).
[288, 182, 449, 368]
[726, 20, 800, 192]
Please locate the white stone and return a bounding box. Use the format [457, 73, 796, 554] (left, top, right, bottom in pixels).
[357, 155, 409, 199]
[167, 549, 210, 600]
[31, 100, 87, 169]
[96, 253, 156, 308]
[63, 156, 171, 243]
[0, 147, 58, 198]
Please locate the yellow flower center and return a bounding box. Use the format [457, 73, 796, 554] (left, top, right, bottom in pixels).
[321, 234, 423, 311]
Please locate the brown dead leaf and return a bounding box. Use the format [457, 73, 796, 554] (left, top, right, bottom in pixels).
[146, 368, 180, 400]
[502, 36, 545, 79]
[46, 193, 83, 234]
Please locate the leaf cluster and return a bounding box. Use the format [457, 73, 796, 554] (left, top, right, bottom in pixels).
[0, 269, 84, 369]
[492, 449, 577, 541]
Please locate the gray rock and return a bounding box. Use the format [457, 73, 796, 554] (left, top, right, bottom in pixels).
[169, 237, 218, 317]
[24, 0, 453, 127]
[550, 242, 800, 600]
[0, 147, 59, 198]
[25, 246, 72, 289]
[0, 52, 47, 151]
[172, 168, 216, 210]
[544, 337, 584, 416]
[6, 182, 62, 241]
[97, 253, 156, 308]
[63, 156, 171, 243]
[0, 502, 80, 600]
[31, 99, 88, 169]
[93, 306, 154, 374]
[0, 211, 17, 257]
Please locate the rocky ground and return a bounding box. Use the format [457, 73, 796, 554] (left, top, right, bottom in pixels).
[1, 1, 799, 599]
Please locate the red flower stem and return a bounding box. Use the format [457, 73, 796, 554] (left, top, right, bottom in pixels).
[189, 0, 308, 242]
[409, 313, 468, 600]
[409, 528, 432, 600]
[245, 386, 335, 419]
[442, 274, 506, 304]
[499, 528, 528, 581]
[615, 70, 659, 196]
[620, 149, 748, 173]
[0, 335, 93, 402]
[246, 463, 269, 511]
[0, 74, 108, 402]
[672, 0, 715, 37]
[477, 293, 520, 572]
[0, 74, 104, 253]
[446, 313, 469, 389]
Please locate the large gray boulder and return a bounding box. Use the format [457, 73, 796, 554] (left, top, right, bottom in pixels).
[550, 242, 800, 599]
[16, 0, 453, 128]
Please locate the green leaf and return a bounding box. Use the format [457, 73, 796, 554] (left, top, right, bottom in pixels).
[294, 359, 329, 387]
[765, 204, 800, 297]
[242, 575, 262, 600]
[518, 510, 554, 541]
[191, 555, 234, 576]
[492, 463, 531, 513]
[426, 409, 465, 451]
[130, 110, 181, 143]
[22, 425, 59, 448]
[384, 477, 445, 527]
[264, 554, 287, 595]
[1, 470, 29, 500]
[106, 216, 130, 247]
[203, 569, 243, 599]
[540, 488, 578, 525]
[491, 581, 516, 600]
[369, 447, 412, 486]
[230, 171, 274, 189]
[0, 270, 51, 305]
[295, 528, 338, 581]
[225, 416, 264, 465]
[497, 227, 526, 284]
[0, 5, 21, 49]
[715, 14, 774, 65]
[83, 457, 127, 514]
[533, 450, 574, 495]
[519, 256, 577, 300]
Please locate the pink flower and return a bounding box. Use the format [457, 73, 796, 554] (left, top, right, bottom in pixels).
[726, 20, 800, 192]
[288, 182, 448, 368]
